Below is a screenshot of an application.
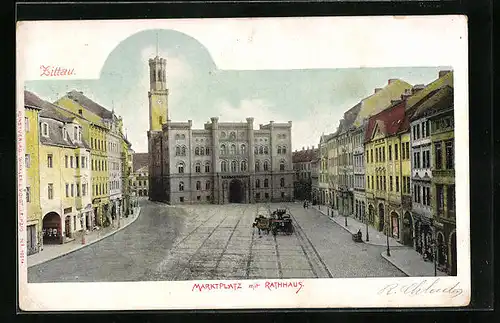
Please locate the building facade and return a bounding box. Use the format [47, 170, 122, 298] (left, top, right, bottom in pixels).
[27, 91, 92, 245]
[106, 115, 123, 224]
[428, 85, 456, 275]
[326, 132, 337, 211]
[292, 146, 318, 201]
[352, 121, 367, 223]
[149, 117, 294, 204]
[121, 138, 134, 216]
[24, 99, 42, 255]
[132, 166, 149, 197]
[55, 90, 133, 228]
[364, 99, 411, 240]
[315, 134, 330, 205]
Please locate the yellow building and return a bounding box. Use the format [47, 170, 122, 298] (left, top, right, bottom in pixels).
[24, 94, 42, 255]
[54, 91, 115, 227]
[26, 91, 91, 245]
[364, 99, 411, 241]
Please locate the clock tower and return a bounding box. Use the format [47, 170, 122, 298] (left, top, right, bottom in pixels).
[148, 55, 168, 131]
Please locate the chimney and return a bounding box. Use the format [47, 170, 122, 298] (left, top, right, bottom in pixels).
[374, 88, 382, 94]
[388, 79, 398, 85]
[439, 70, 452, 78]
[302, 147, 305, 150]
[412, 84, 425, 94]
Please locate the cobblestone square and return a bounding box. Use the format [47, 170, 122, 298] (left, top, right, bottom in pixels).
[28, 201, 405, 282]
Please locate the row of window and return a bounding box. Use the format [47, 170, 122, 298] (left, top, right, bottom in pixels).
[413, 184, 431, 206]
[134, 180, 148, 187]
[34, 180, 123, 201]
[33, 153, 124, 172]
[412, 120, 431, 141]
[436, 184, 456, 216]
[175, 160, 287, 174]
[366, 175, 411, 194]
[365, 142, 411, 164]
[64, 183, 88, 198]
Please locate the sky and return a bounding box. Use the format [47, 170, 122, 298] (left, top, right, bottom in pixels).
[25, 29, 450, 153]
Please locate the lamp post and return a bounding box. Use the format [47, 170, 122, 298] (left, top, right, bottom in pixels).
[365, 209, 369, 242]
[430, 218, 437, 276]
[343, 191, 348, 227]
[386, 215, 391, 257]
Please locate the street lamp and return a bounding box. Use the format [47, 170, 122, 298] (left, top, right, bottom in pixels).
[386, 215, 391, 257]
[365, 209, 369, 242]
[343, 191, 348, 227]
[430, 218, 437, 276]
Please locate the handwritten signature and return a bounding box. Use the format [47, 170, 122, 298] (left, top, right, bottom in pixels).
[378, 278, 463, 298]
[40, 65, 75, 77]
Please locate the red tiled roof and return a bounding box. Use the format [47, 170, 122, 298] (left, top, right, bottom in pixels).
[132, 153, 149, 172]
[364, 100, 407, 142]
[292, 148, 319, 163]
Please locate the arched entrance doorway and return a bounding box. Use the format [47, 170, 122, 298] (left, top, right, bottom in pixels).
[43, 212, 62, 244]
[437, 231, 447, 269]
[378, 203, 385, 232]
[138, 190, 142, 196]
[402, 212, 413, 246]
[390, 211, 400, 239]
[229, 179, 244, 203]
[144, 189, 148, 196]
[449, 231, 457, 275]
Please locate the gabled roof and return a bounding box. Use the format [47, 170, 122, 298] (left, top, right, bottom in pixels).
[25, 91, 74, 123]
[365, 100, 407, 142]
[337, 102, 362, 135]
[133, 153, 149, 172]
[353, 79, 413, 128]
[65, 90, 113, 119]
[410, 85, 454, 121]
[406, 71, 453, 111]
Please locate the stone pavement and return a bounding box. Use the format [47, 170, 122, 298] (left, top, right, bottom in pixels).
[310, 204, 448, 277]
[27, 206, 142, 268]
[381, 248, 448, 277]
[311, 205, 404, 247]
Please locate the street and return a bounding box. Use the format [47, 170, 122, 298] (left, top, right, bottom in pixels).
[28, 200, 404, 282]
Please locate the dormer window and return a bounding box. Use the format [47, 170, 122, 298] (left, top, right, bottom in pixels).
[41, 122, 49, 137]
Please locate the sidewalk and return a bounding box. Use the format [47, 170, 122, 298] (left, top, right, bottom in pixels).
[311, 205, 404, 247]
[381, 249, 448, 277]
[311, 205, 448, 277]
[28, 206, 142, 268]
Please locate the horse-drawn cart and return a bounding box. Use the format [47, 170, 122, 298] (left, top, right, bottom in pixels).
[253, 207, 271, 234]
[269, 207, 294, 236]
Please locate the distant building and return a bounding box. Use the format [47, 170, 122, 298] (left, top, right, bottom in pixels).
[131, 153, 149, 197]
[292, 146, 318, 200]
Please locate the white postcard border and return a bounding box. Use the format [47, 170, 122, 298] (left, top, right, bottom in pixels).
[16, 15, 470, 311]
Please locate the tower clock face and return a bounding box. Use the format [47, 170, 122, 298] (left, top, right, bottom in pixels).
[157, 99, 163, 104]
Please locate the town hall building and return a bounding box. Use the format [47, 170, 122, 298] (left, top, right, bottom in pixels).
[147, 54, 294, 204]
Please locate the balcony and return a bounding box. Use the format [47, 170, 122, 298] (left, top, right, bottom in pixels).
[432, 169, 455, 178]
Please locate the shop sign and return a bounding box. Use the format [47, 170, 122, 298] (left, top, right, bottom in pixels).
[64, 207, 72, 214]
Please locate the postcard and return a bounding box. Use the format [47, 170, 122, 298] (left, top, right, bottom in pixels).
[17, 15, 470, 311]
